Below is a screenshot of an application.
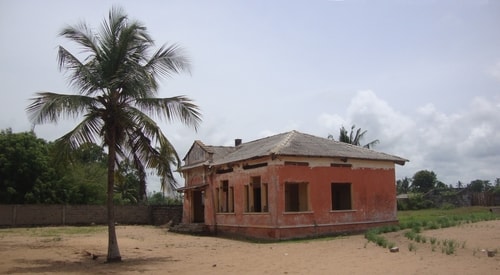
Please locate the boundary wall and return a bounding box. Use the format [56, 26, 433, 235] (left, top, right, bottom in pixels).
[0, 205, 182, 227]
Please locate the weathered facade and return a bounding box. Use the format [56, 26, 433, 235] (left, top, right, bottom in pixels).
[178, 130, 407, 240]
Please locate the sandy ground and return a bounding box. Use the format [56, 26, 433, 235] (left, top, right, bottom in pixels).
[0, 220, 499, 274]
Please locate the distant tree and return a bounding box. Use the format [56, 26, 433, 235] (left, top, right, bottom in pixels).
[328, 125, 379, 149]
[468, 179, 491, 192]
[114, 159, 140, 204]
[71, 142, 107, 164]
[435, 180, 448, 190]
[28, 142, 108, 204]
[26, 7, 201, 262]
[493, 178, 500, 194]
[147, 191, 182, 205]
[396, 177, 411, 194]
[0, 129, 57, 204]
[411, 170, 438, 193]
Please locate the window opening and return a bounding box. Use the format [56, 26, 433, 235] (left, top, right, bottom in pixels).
[285, 182, 309, 212]
[244, 176, 268, 212]
[331, 182, 352, 210]
[217, 180, 233, 213]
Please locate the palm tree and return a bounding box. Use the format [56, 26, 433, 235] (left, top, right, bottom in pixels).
[26, 6, 201, 262]
[328, 125, 379, 149]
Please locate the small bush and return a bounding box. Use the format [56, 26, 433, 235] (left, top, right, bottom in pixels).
[430, 237, 437, 245]
[404, 230, 416, 240]
[441, 239, 458, 255]
[147, 192, 183, 205]
[426, 222, 439, 230]
[364, 227, 395, 249]
[411, 225, 422, 233]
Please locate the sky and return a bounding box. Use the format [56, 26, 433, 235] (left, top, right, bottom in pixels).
[1, 0, 499, 192]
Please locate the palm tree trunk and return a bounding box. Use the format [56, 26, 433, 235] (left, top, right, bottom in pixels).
[106, 134, 122, 262]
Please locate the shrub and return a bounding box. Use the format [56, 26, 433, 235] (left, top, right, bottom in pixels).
[147, 192, 183, 205]
[430, 237, 437, 245]
[364, 227, 395, 248]
[404, 230, 416, 240]
[397, 193, 435, 210]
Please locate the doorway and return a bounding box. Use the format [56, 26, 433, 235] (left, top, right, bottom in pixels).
[192, 190, 205, 223]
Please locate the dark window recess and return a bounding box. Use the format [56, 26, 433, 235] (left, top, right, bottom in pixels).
[284, 161, 309, 166]
[243, 163, 268, 170]
[285, 182, 309, 212]
[331, 183, 352, 210]
[330, 163, 352, 168]
[244, 176, 269, 212]
[217, 180, 234, 213]
[216, 168, 234, 174]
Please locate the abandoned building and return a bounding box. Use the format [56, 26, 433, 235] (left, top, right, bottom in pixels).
[177, 130, 408, 240]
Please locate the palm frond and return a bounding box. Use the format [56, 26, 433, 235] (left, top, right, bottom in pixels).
[145, 44, 191, 79]
[51, 113, 103, 162]
[59, 21, 99, 57]
[363, 139, 380, 149]
[58, 47, 103, 95]
[136, 96, 201, 130]
[26, 92, 97, 124]
[56, 112, 103, 149]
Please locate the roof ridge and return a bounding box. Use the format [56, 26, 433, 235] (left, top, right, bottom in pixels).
[270, 130, 297, 154]
[194, 140, 213, 154]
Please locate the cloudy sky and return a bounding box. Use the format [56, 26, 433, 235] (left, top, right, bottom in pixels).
[1, 0, 499, 192]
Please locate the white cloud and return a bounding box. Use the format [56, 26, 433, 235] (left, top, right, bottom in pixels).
[318, 90, 500, 185]
[317, 113, 346, 132]
[346, 90, 415, 151]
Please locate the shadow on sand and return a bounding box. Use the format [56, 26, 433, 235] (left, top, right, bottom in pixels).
[7, 255, 177, 274]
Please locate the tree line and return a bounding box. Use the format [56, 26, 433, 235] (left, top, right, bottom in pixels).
[396, 170, 500, 210]
[0, 128, 176, 205]
[396, 170, 500, 195]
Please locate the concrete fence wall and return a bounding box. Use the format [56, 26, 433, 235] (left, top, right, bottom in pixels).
[0, 205, 182, 227]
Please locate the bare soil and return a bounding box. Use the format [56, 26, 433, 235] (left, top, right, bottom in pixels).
[0, 220, 499, 274]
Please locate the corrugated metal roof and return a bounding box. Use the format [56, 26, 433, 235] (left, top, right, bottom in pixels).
[182, 130, 408, 169]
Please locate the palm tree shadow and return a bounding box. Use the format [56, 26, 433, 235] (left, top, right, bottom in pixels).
[7, 256, 177, 274]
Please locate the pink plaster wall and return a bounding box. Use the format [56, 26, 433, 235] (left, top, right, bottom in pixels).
[182, 159, 399, 240]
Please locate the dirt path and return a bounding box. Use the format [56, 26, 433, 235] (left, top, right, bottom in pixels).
[0, 221, 499, 274]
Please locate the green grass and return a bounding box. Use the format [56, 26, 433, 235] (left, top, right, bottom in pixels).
[397, 207, 498, 255]
[365, 207, 498, 251]
[398, 206, 497, 230]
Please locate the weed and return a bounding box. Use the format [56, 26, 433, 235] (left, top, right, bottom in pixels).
[364, 229, 388, 248]
[430, 237, 437, 245]
[40, 236, 62, 242]
[411, 225, 422, 233]
[415, 234, 422, 243]
[404, 230, 416, 240]
[442, 239, 458, 255]
[408, 242, 417, 252]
